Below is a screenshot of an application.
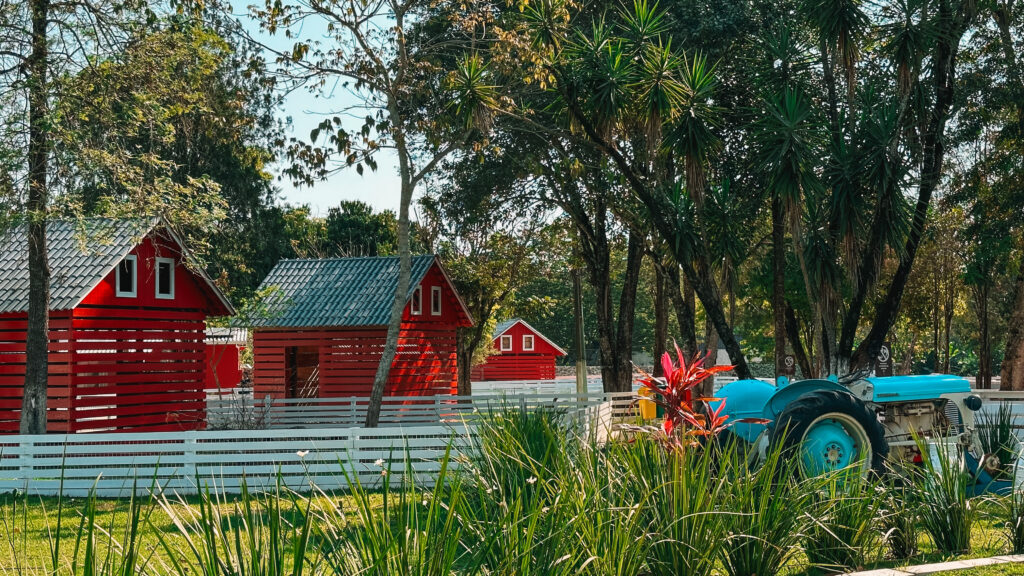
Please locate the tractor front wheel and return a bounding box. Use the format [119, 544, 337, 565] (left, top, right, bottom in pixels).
[770, 390, 888, 478]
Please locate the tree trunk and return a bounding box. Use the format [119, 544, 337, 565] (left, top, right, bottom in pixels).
[976, 284, 991, 388]
[653, 263, 669, 376]
[666, 264, 697, 358]
[785, 302, 812, 380]
[850, 0, 977, 371]
[572, 266, 587, 393]
[610, 231, 643, 392]
[21, 0, 51, 435]
[772, 193, 786, 380]
[1001, 267, 1024, 391]
[366, 139, 413, 427]
[455, 327, 474, 396]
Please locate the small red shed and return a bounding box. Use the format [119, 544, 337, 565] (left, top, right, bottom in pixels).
[0, 217, 234, 433]
[471, 319, 566, 381]
[205, 327, 247, 390]
[249, 255, 474, 398]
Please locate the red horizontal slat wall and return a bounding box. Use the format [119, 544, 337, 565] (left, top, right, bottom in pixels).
[0, 312, 74, 433]
[69, 307, 207, 432]
[470, 354, 557, 381]
[253, 323, 458, 399]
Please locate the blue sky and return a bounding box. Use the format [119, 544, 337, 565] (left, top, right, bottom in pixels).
[234, 3, 403, 216]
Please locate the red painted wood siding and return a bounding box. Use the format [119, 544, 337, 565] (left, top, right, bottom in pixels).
[252, 325, 457, 398]
[0, 312, 74, 433]
[470, 321, 564, 381]
[0, 232, 222, 433]
[205, 344, 243, 390]
[471, 355, 556, 381]
[491, 322, 563, 356]
[251, 263, 467, 398]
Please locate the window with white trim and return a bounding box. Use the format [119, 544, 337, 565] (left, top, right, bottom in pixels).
[431, 286, 442, 315]
[155, 257, 175, 299]
[500, 335, 513, 351]
[116, 255, 137, 297]
[523, 335, 535, 351]
[411, 286, 423, 315]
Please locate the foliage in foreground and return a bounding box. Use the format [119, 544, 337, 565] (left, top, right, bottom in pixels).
[0, 408, 1021, 575]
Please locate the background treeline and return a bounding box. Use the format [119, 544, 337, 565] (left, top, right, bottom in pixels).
[2, 0, 1023, 399]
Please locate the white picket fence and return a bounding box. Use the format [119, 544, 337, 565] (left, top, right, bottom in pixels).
[4, 384, 1022, 499]
[0, 424, 475, 498]
[206, 389, 637, 430]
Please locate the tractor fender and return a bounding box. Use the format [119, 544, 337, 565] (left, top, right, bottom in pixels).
[763, 379, 850, 423]
[713, 379, 777, 444]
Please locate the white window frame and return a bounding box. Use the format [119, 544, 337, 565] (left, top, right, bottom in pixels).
[523, 334, 535, 351]
[431, 286, 442, 316]
[115, 255, 137, 298]
[500, 335, 513, 351]
[411, 286, 423, 315]
[155, 257, 175, 299]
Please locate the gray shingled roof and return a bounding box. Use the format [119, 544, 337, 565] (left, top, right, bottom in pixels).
[0, 217, 157, 313]
[250, 255, 441, 328]
[494, 318, 519, 337]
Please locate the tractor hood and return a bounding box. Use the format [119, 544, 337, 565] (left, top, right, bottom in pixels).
[860, 374, 971, 403]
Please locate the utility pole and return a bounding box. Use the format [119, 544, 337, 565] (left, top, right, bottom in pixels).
[572, 267, 587, 395]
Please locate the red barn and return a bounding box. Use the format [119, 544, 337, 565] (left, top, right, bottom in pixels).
[249, 255, 473, 398]
[471, 319, 566, 381]
[0, 217, 234, 433]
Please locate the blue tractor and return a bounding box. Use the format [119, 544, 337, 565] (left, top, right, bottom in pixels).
[713, 374, 1007, 492]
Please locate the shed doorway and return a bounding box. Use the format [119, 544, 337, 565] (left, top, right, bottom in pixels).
[285, 346, 320, 398]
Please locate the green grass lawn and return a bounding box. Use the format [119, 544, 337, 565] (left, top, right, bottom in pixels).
[1, 491, 1022, 576]
[0, 491, 369, 575]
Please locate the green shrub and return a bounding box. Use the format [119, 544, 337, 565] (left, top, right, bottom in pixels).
[915, 437, 975, 555]
[720, 441, 809, 576]
[802, 471, 882, 573]
[878, 473, 920, 560]
[977, 402, 1019, 481]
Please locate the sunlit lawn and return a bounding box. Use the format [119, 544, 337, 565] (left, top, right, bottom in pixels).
[0, 491, 369, 575]
[1, 492, 1021, 576]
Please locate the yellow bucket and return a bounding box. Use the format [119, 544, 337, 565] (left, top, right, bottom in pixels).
[637, 387, 658, 420]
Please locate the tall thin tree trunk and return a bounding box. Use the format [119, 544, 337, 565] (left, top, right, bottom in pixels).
[366, 137, 413, 427]
[653, 264, 669, 377]
[976, 285, 991, 388]
[21, 0, 51, 435]
[772, 194, 786, 380]
[455, 328, 473, 396]
[1002, 268, 1024, 390]
[785, 302, 812, 380]
[572, 267, 587, 393]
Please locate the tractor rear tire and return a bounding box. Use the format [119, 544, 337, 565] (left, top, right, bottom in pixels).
[770, 389, 888, 478]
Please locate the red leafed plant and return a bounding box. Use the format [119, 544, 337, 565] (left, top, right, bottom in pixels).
[637, 342, 734, 442]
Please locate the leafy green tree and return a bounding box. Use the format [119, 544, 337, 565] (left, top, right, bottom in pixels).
[325, 200, 398, 257]
[0, 0, 154, 432]
[253, 0, 497, 425]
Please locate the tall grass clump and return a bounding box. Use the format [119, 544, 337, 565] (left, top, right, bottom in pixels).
[459, 410, 584, 575]
[155, 477, 314, 576]
[315, 449, 466, 576]
[914, 437, 975, 555]
[560, 437, 650, 576]
[636, 438, 728, 576]
[803, 471, 882, 573]
[1001, 487, 1024, 554]
[720, 441, 810, 576]
[877, 472, 920, 560]
[470, 404, 572, 497]
[977, 402, 1019, 480]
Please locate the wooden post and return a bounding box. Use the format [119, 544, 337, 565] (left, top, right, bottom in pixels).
[573, 268, 587, 395]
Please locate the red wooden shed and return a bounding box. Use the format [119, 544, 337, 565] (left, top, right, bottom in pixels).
[249, 255, 473, 399]
[0, 217, 234, 433]
[471, 319, 566, 381]
[205, 327, 247, 390]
